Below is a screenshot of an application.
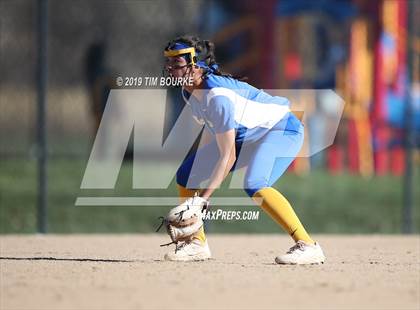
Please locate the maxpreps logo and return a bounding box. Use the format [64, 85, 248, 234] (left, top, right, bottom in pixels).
[75, 89, 344, 207]
[203, 209, 260, 221]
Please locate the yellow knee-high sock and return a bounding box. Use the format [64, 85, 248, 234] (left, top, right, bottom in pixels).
[176, 184, 197, 203]
[193, 226, 206, 244]
[176, 184, 206, 244]
[252, 187, 314, 244]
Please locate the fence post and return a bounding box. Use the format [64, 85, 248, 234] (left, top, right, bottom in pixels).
[36, 0, 48, 233]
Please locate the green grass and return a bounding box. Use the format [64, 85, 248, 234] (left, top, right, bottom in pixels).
[0, 158, 419, 234]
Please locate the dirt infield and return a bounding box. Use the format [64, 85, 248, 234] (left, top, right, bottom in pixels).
[1, 235, 419, 310]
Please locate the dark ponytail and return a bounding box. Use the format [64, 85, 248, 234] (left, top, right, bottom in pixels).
[165, 35, 247, 81]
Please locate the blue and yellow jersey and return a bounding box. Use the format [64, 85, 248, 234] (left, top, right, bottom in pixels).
[181, 73, 302, 144]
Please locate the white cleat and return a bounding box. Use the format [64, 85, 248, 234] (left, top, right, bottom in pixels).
[164, 239, 211, 262]
[275, 240, 326, 265]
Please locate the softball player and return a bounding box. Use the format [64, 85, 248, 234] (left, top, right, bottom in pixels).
[162, 35, 325, 264]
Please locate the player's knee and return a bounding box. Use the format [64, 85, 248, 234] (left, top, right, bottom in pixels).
[243, 177, 269, 197]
